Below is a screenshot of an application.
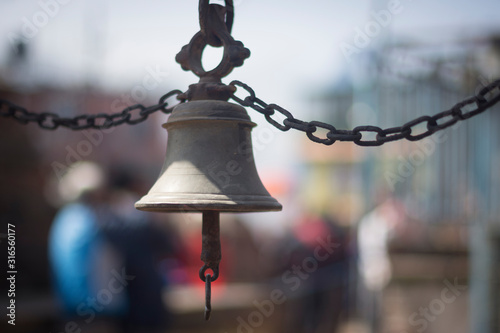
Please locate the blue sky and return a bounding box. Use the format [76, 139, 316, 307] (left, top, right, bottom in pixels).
[2, 0, 499, 90]
[1, 0, 500, 171]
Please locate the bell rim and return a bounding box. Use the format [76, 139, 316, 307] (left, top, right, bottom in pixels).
[135, 203, 283, 213]
[134, 204, 283, 213]
[135, 193, 282, 213]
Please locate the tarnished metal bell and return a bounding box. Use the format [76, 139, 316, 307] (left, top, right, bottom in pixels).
[134, 0, 282, 320]
[135, 100, 282, 213]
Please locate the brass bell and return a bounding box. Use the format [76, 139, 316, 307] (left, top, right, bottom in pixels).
[135, 99, 282, 213]
[135, 0, 282, 320]
[135, 100, 282, 320]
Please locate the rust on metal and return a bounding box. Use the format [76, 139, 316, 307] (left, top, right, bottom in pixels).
[200, 211, 220, 321]
[176, 0, 250, 101]
[204, 274, 212, 321]
[200, 211, 221, 281]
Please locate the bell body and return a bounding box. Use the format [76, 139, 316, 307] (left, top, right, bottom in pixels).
[135, 100, 282, 213]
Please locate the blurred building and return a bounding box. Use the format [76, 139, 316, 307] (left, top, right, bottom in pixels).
[299, 35, 500, 332]
[0, 42, 174, 332]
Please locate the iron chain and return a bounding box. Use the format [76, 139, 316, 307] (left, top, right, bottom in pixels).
[0, 90, 183, 130]
[2, 79, 500, 145]
[229, 79, 500, 146]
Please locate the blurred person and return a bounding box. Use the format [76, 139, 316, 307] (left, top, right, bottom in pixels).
[49, 162, 176, 333]
[48, 161, 127, 333]
[356, 198, 404, 333]
[221, 217, 262, 282]
[279, 213, 351, 333]
[99, 167, 176, 333]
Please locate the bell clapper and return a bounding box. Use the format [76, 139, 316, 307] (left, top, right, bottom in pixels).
[200, 211, 221, 320]
[204, 273, 212, 321]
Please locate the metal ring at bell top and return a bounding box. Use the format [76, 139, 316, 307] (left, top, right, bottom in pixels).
[199, 264, 219, 282]
[185, 30, 237, 78]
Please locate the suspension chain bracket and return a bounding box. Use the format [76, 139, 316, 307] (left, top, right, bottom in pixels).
[176, 0, 250, 101]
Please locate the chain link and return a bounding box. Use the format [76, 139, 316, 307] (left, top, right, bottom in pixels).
[229, 79, 500, 146]
[0, 89, 183, 130]
[2, 79, 500, 145]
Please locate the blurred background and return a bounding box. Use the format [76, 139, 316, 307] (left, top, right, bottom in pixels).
[1, 0, 500, 332]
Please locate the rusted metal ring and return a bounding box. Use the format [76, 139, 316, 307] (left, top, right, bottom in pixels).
[186, 30, 236, 78]
[176, 1, 249, 100]
[199, 264, 219, 282]
[199, 0, 234, 46]
[176, 28, 250, 84]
